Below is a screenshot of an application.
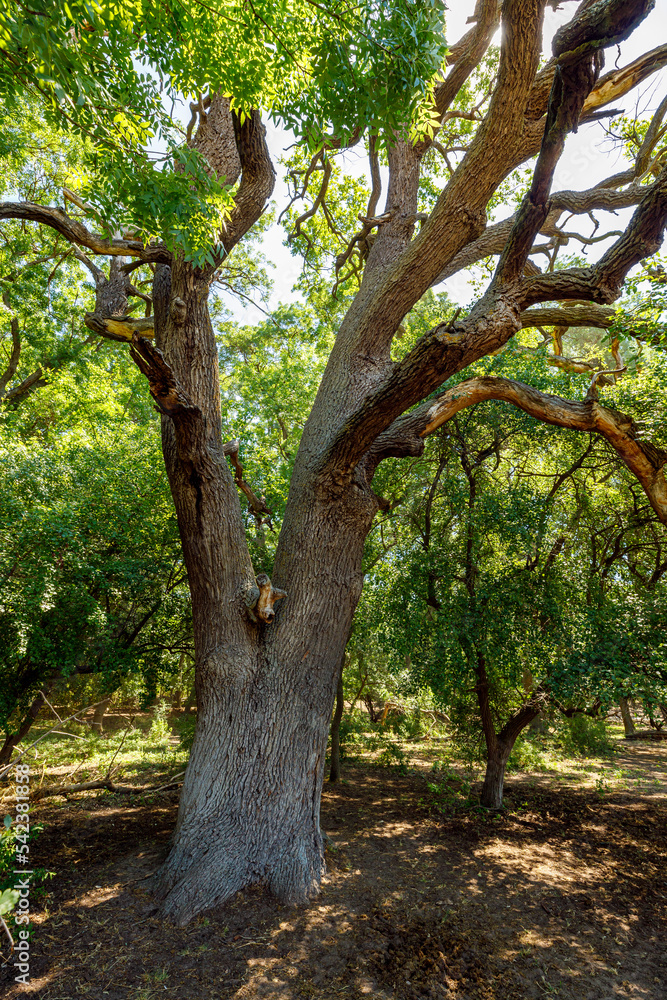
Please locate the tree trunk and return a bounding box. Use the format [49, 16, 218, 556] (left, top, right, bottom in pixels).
[329, 658, 346, 783]
[0, 681, 53, 767]
[147, 259, 377, 923]
[91, 698, 111, 734]
[476, 651, 539, 810]
[480, 742, 512, 811]
[619, 697, 636, 736]
[528, 712, 547, 734]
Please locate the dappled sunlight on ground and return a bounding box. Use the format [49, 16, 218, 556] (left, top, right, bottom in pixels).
[1, 740, 665, 999]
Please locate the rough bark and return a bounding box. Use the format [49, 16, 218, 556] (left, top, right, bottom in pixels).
[480, 743, 513, 811]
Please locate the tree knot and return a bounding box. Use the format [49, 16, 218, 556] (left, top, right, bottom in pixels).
[170, 297, 187, 326]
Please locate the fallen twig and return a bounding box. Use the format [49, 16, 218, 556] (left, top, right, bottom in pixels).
[32, 771, 186, 801]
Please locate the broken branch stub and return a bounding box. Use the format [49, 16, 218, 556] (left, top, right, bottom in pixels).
[246, 573, 287, 624]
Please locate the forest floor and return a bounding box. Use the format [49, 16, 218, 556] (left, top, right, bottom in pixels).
[1, 736, 666, 1000]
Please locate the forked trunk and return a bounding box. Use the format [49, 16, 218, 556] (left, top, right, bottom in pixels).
[152, 506, 369, 921]
[148, 260, 376, 922]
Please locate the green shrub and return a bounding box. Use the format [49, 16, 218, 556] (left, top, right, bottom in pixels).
[1, 815, 53, 930]
[555, 714, 615, 757]
[507, 735, 551, 773]
[147, 701, 171, 749]
[376, 741, 408, 772]
[422, 762, 473, 815]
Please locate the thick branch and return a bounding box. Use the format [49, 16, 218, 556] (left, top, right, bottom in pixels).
[3, 365, 53, 406]
[381, 376, 667, 524]
[0, 203, 170, 262]
[85, 313, 155, 342]
[327, 162, 667, 483]
[220, 110, 276, 255]
[521, 304, 615, 328]
[432, 182, 647, 285]
[521, 163, 667, 306]
[494, 0, 655, 287]
[333, 0, 547, 361]
[433, 0, 502, 119]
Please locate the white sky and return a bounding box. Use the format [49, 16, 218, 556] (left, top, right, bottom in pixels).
[225, 1, 667, 323]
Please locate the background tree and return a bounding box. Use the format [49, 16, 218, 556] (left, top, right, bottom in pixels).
[2, 0, 667, 922]
[360, 344, 667, 806]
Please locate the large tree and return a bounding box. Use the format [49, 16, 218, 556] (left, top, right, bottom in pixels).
[2, 0, 667, 922]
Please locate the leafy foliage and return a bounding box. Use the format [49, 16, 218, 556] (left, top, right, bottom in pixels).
[0, 0, 448, 258]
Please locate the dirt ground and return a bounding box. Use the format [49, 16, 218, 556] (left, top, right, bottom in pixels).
[2, 742, 666, 1000]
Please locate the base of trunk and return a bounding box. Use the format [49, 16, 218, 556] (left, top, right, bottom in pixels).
[149, 650, 331, 924]
[480, 747, 510, 810]
[151, 828, 324, 924]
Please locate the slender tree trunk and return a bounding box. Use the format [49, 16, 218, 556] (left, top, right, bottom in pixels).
[91, 697, 111, 734]
[329, 656, 346, 783]
[172, 651, 186, 709]
[619, 696, 636, 737]
[0, 681, 53, 767]
[476, 652, 539, 809]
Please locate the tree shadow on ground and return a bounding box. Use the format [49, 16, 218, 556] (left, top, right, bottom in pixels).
[2, 747, 665, 999]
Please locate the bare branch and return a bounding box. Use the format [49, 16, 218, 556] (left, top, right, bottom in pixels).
[84, 313, 155, 342]
[72, 247, 105, 283]
[63, 186, 102, 223]
[222, 438, 273, 525]
[287, 155, 332, 244]
[521, 163, 667, 307]
[636, 93, 667, 175]
[333, 136, 383, 291]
